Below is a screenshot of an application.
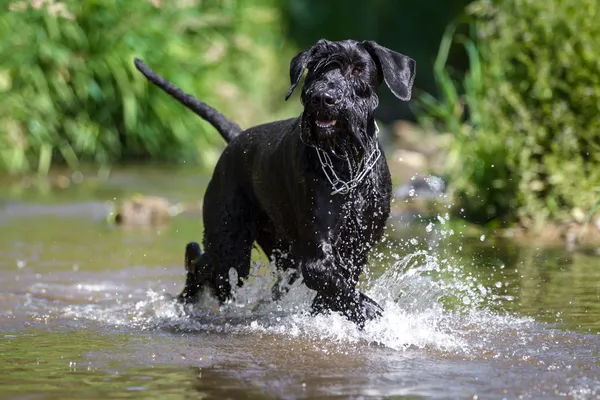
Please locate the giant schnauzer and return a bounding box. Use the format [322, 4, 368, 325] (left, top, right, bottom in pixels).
[134, 39, 416, 327]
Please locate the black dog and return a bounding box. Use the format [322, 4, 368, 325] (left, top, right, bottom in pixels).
[134, 39, 415, 327]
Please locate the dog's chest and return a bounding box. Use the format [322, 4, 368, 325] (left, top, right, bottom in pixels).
[337, 190, 383, 232]
[316, 182, 388, 245]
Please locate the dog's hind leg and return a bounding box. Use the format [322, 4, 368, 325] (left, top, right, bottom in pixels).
[256, 230, 299, 301]
[199, 190, 258, 304]
[201, 231, 255, 304]
[177, 241, 204, 303]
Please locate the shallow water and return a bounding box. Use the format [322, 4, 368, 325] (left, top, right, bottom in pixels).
[1, 167, 599, 399]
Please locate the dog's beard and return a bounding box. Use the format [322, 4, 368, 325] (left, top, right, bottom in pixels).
[300, 111, 381, 191]
[300, 111, 373, 161]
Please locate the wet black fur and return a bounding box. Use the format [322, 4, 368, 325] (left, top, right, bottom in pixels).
[135, 39, 416, 327]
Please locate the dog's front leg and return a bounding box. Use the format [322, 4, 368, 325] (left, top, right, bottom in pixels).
[301, 245, 382, 327]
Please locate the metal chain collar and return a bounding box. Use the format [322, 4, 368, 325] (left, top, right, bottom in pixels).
[313, 122, 381, 195]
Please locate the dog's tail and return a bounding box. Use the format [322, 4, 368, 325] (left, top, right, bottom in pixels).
[134, 58, 242, 143]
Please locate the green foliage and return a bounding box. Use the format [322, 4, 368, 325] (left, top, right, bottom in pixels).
[418, 0, 600, 227]
[0, 0, 298, 175]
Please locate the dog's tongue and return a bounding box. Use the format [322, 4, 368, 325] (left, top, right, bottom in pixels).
[316, 119, 337, 128]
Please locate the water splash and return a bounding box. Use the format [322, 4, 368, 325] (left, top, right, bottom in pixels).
[54, 204, 547, 357]
[60, 236, 532, 358]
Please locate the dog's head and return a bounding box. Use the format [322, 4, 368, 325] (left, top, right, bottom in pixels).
[286, 39, 415, 154]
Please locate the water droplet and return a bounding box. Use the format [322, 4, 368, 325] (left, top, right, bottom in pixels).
[426, 223, 434, 233]
[16, 260, 26, 269]
[480, 235, 486, 241]
[495, 282, 502, 288]
[462, 296, 472, 305]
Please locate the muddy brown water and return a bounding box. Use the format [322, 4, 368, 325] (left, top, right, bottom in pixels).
[1, 167, 599, 399]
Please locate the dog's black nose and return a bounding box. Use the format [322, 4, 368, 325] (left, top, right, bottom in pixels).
[311, 90, 340, 108]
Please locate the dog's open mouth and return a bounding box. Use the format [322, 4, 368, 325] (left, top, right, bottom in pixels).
[315, 119, 337, 129]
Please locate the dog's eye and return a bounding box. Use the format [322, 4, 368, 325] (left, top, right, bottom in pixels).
[351, 66, 363, 76]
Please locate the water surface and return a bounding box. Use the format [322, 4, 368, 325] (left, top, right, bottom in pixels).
[1, 167, 599, 399]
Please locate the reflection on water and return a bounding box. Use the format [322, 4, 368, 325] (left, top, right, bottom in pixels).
[0, 168, 599, 399]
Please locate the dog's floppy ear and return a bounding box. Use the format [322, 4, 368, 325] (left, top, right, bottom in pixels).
[285, 49, 312, 101]
[362, 41, 416, 101]
[285, 39, 331, 101]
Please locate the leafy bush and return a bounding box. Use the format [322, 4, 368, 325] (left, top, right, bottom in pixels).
[418, 0, 600, 227]
[0, 0, 298, 174]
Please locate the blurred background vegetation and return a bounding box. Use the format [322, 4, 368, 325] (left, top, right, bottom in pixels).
[0, 0, 297, 174]
[1, 0, 599, 231]
[418, 0, 600, 230]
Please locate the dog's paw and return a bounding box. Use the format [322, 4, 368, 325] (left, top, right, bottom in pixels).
[309, 291, 383, 328]
[358, 292, 384, 323]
